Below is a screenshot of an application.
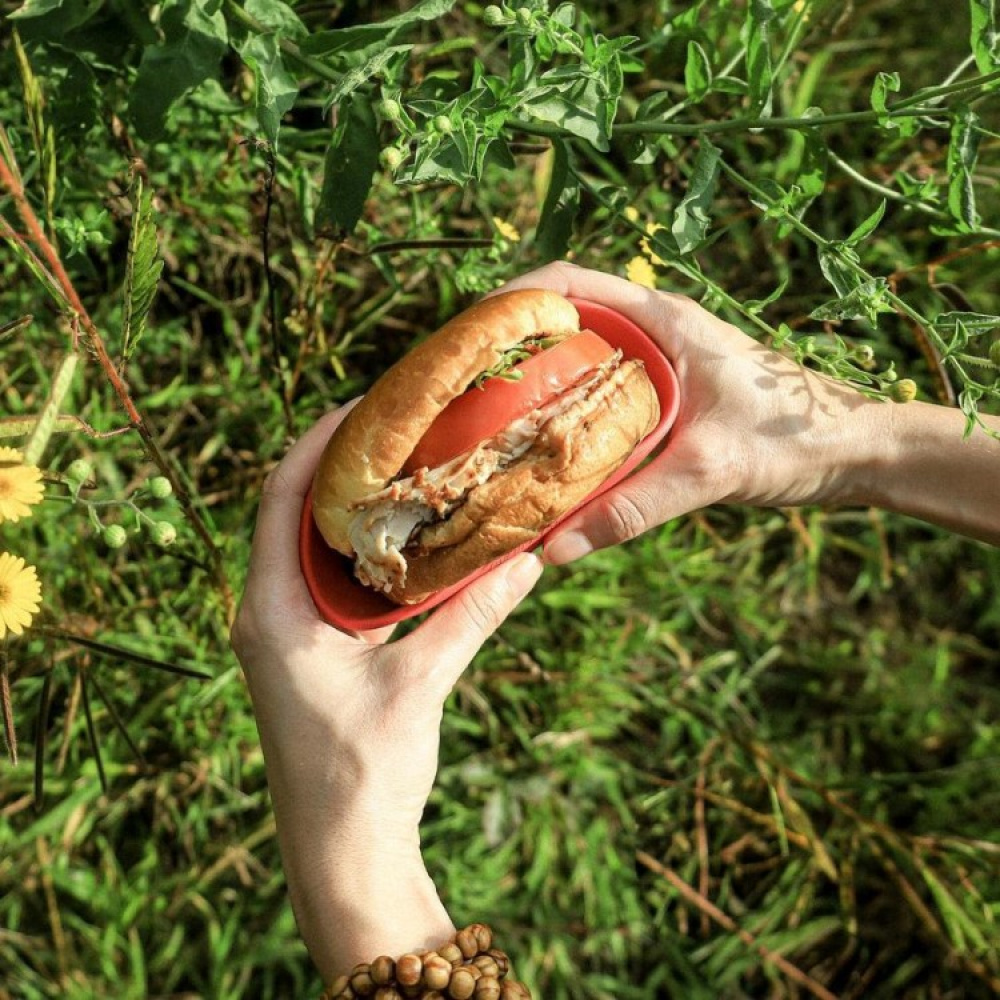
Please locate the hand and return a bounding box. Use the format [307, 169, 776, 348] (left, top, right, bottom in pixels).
[230, 403, 543, 980]
[496, 263, 890, 562]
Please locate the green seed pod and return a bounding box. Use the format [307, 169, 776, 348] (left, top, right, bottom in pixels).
[380, 146, 405, 170]
[103, 524, 128, 549]
[889, 378, 917, 403]
[433, 114, 454, 135]
[65, 458, 93, 485]
[380, 98, 403, 122]
[151, 521, 177, 546]
[148, 475, 173, 499]
[483, 5, 506, 26]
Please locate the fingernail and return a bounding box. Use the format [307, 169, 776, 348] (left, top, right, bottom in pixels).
[507, 552, 544, 593]
[544, 531, 593, 565]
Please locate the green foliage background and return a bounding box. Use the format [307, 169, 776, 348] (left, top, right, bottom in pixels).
[1, 1, 999, 998]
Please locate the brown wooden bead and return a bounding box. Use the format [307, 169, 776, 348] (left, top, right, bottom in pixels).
[326, 975, 350, 997]
[350, 967, 375, 997]
[448, 967, 477, 1000]
[424, 954, 453, 990]
[500, 982, 526, 1000]
[468, 923, 493, 954]
[400, 987, 423, 999]
[370, 956, 395, 987]
[374, 989, 402, 1000]
[395, 953, 423, 988]
[456, 927, 479, 960]
[474, 976, 502, 1000]
[439, 942, 464, 967]
[423, 993, 446, 1000]
[472, 956, 500, 979]
[486, 950, 509, 979]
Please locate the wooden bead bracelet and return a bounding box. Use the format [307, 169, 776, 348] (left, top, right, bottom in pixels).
[320, 924, 532, 1000]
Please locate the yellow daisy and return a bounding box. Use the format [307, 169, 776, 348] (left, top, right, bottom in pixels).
[626, 255, 657, 289]
[492, 217, 521, 243]
[0, 447, 44, 524]
[0, 552, 42, 639]
[641, 222, 668, 267]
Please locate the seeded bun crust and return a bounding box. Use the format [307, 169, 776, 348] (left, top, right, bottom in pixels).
[312, 289, 581, 554]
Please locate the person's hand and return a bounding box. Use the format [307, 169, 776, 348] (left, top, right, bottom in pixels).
[496, 263, 890, 562]
[230, 403, 543, 979]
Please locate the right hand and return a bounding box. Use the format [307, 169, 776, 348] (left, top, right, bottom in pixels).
[495, 263, 887, 564]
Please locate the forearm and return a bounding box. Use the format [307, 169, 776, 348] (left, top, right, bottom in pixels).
[275, 792, 455, 984]
[849, 400, 1000, 545]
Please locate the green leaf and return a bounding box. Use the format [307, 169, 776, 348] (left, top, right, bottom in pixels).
[671, 140, 721, 254]
[8, 0, 100, 28]
[946, 107, 982, 230]
[235, 32, 298, 147]
[521, 76, 612, 150]
[315, 97, 379, 238]
[130, 0, 229, 141]
[844, 199, 887, 247]
[810, 277, 894, 325]
[121, 177, 164, 365]
[818, 244, 863, 298]
[684, 40, 713, 102]
[303, 0, 456, 56]
[325, 45, 412, 109]
[745, 0, 775, 118]
[536, 140, 580, 262]
[969, 0, 1000, 72]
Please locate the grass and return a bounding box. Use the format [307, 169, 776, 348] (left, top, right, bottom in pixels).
[2, 1, 999, 998]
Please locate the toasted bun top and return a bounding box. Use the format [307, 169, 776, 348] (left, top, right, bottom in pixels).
[312, 289, 581, 554]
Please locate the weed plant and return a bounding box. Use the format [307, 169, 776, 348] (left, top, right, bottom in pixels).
[1, 2, 999, 998]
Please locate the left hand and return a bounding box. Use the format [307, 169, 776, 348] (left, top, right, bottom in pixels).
[231, 403, 543, 978]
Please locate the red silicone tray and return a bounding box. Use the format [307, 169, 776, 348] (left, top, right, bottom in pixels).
[299, 299, 680, 630]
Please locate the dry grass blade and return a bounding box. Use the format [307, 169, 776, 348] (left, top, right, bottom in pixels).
[1, 648, 17, 766]
[637, 850, 841, 1000]
[86, 668, 146, 767]
[41, 628, 211, 680]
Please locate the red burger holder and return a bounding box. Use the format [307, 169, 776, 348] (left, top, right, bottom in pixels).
[299, 299, 681, 631]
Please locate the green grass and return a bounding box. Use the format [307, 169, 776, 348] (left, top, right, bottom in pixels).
[2, 1, 999, 998]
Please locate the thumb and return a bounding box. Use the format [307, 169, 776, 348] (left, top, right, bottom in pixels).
[399, 552, 544, 696]
[542, 444, 721, 564]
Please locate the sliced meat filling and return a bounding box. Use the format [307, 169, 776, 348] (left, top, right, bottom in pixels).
[347, 351, 626, 594]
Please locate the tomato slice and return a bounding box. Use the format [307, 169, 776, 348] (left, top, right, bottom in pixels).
[402, 330, 615, 474]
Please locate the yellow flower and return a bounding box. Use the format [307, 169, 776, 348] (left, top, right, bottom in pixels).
[0, 447, 44, 524]
[0, 552, 42, 639]
[624, 205, 640, 223]
[641, 222, 667, 267]
[492, 217, 521, 243]
[626, 255, 657, 289]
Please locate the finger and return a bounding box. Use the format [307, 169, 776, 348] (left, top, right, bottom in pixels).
[542, 441, 721, 564]
[247, 401, 361, 594]
[397, 552, 544, 697]
[490, 262, 699, 357]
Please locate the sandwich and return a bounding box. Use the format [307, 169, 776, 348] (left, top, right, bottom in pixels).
[311, 289, 660, 605]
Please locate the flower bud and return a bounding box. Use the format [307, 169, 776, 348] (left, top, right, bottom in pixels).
[380, 146, 405, 170]
[380, 98, 403, 122]
[151, 521, 177, 546]
[148, 475, 173, 499]
[433, 114, 454, 134]
[889, 378, 917, 403]
[853, 344, 875, 368]
[103, 524, 128, 549]
[483, 5, 506, 26]
[66, 458, 93, 484]
[515, 7, 533, 27]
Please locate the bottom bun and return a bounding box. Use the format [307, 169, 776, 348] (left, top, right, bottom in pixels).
[383, 359, 659, 604]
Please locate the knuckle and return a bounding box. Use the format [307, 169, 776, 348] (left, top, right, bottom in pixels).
[458, 586, 504, 637]
[602, 491, 651, 543]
